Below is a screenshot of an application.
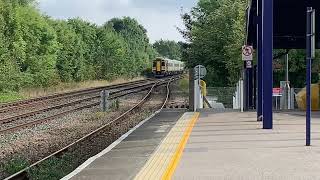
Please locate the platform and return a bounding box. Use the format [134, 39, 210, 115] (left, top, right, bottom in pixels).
[64, 110, 320, 180]
[64, 109, 186, 180]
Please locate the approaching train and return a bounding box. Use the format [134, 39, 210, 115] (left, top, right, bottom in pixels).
[152, 57, 185, 77]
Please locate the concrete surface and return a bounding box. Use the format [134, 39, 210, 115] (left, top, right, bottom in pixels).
[135, 112, 199, 180]
[173, 111, 320, 180]
[69, 109, 185, 180]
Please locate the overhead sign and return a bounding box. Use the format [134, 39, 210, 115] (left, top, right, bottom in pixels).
[194, 65, 207, 79]
[242, 45, 253, 61]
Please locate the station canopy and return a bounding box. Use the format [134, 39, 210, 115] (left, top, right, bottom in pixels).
[247, 0, 320, 49]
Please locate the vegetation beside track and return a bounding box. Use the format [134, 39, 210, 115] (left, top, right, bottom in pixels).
[0, 91, 24, 103]
[2, 157, 29, 175]
[177, 76, 189, 94]
[0, 77, 144, 103]
[0, 0, 157, 95]
[0, 1, 186, 102]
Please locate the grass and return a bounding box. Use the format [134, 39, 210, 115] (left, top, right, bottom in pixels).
[3, 156, 29, 175]
[21, 77, 144, 98]
[28, 153, 75, 180]
[110, 99, 120, 110]
[0, 77, 144, 104]
[178, 76, 189, 94]
[0, 91, 24, 103]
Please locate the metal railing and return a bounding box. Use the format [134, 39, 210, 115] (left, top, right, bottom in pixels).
[206, 87, 236, 108]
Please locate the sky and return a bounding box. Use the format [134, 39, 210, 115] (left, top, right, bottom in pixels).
[37, 0, 197, 43]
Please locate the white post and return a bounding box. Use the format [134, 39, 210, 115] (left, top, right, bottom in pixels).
[290, 88, 295, 110]
[194, 80, 197, 112]
[235, 81, 239, 109]
[240, 80, 244, 112]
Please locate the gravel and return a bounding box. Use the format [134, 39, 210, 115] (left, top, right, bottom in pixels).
[0, 82, 171, 179]
[0, 94, 97, 119]
[0, 91, 148, 179]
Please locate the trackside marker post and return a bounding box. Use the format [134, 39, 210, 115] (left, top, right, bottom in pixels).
[100, 90, 109, 112]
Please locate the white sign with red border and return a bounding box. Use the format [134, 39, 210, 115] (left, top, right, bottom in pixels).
[272, 88, 282, 97]
[242, 45, 253, 61]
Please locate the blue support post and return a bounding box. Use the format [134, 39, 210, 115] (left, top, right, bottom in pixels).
[306, 7, 314, 146]
[262, 0, 273, 129]
[257, 0, 263, 121]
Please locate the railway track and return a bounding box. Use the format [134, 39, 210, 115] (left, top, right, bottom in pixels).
[4, 76, 177, 180]
[0, 79, 156, 113]
[0, 78, 173, 134]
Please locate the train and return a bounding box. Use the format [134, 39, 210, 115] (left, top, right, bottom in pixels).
[152, 57, 185, 77]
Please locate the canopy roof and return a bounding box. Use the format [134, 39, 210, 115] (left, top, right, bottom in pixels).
[247, 0, 320, 49]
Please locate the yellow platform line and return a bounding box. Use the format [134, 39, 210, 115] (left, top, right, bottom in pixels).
[162, 112, 199, 180]
[134, 112, 200, 180]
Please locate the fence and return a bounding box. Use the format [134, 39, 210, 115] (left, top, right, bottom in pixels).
[206, 87, 236, 108]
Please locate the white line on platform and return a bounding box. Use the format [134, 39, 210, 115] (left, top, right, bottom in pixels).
[61, 110, 162, 180]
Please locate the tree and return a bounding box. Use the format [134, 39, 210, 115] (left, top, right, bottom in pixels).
[153, 40, 182, 60]
[50, 20, 86, 82]
[180, 0, 247, 86]
[95, 26, 127, 79]
[0, 2, 157, 94]
[67, 18, 98, 80]
[107, 17, 154, 77]
[12, 5, 59, 87]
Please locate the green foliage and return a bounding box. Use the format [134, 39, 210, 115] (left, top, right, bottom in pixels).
[110, 99, 120, 110]
[107, 17, 153, 77]
[181, 0, 320, 88]
[0, 91, 23, 103]
[28, 154, 75, 180]
[3, 156, 29, 175]
[273, 49, 320, 88]
[153, 40, 182, 60]
[50, 20, 87, 82]
[178, 77, 189, 94]
[96, 26, 127, 79]
[13, 5, 59, 87]
[180, 0, 247, 86]
[0, 2, 157, 93]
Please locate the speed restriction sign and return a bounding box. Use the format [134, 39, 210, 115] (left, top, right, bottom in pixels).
[242, 45, 253, 61]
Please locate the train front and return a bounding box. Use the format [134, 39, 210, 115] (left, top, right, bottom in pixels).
[152, 58, 166, 77]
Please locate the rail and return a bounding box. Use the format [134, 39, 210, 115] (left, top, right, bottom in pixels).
[4, 76, 175, 180]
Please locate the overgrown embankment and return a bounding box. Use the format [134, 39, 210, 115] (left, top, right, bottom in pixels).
[0, 0, 156, 100]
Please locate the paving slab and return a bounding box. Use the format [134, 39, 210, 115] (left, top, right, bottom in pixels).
[173, 111, 320, 180]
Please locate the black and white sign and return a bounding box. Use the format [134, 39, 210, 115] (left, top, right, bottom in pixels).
[194, 65, 207, 79]
[246, 60, 252, 68]
[242, 45, 253, 61]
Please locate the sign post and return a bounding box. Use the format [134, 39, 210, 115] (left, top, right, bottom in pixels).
[242, 45, 253, 111]
[194, 65, 207, 111]
[194, 65, 207, 80]
[242, 45, 253, 69]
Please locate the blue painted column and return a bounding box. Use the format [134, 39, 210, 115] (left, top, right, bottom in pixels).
[257, 0, 263, 120]
[262, 0, 273, 129]
[306, 7, 314, 146]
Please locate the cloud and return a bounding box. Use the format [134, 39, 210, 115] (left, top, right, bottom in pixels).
[37, 0, 197, 43]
